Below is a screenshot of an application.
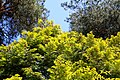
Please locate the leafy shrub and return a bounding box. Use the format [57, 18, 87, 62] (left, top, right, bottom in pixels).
[0, 20, 120, 79]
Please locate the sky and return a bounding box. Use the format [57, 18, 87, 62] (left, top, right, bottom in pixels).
[45, 0, 70, 32]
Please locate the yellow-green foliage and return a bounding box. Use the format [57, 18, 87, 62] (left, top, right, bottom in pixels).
[0, 20, 120, 80]
[4, 74, 22, 80]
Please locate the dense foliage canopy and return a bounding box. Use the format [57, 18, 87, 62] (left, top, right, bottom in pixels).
[0, 0, 49, 45]
[62, 0, 120, 39]
[0, 20, 120, 79]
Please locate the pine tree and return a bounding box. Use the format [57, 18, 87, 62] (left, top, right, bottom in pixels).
[62, 0, 120, 39]
[0, 0, 49, 45]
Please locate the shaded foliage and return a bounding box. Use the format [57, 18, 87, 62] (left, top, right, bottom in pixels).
[0, 0, 49, 45]
[61, 0, 120, 39]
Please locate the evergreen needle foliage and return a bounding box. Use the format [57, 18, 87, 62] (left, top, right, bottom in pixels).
[0, 0, 49, 45]
[61, 0, 120, 39]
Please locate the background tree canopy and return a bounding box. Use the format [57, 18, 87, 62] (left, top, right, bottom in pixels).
[0, 0, 49, 45]
[61, 0, 120, 39]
